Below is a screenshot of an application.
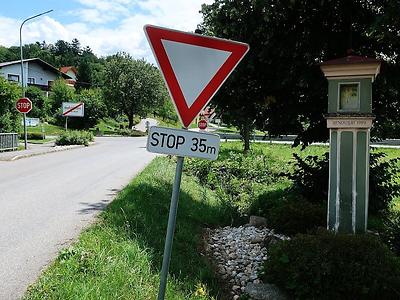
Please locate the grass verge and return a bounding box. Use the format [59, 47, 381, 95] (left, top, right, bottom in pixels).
[24, 157, 230, 300]
[24, 124, 65, 136]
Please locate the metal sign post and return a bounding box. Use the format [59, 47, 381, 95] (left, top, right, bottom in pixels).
[157, 155, 184, 300]
[23, 113, 27, 149]
[147, 126, 220, 300]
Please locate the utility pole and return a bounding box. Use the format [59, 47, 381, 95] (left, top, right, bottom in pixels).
[20, 9, 53, 149]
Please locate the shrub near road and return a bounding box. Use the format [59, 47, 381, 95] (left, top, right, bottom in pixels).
[286, 151, 400, 214]
[263, 231, 400, 299]
[185, 146, 275, 219]
[185, 142, 328, 233]
[55, 131, 94, 146]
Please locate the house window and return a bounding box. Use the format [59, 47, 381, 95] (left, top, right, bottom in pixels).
[7, 74, 19, 82]
[28, 77, 35, 84]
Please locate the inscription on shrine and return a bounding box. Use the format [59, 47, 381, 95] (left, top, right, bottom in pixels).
[326, 118, 373, 128]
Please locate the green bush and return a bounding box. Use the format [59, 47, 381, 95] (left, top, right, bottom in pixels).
[118, 128, 146, 137]
[185, 150, 273, 214]
[263, 231, 400, 299]
[0, 77, 21, 133]
[369, 152, 400, 213]
[286, 151, 400, 214]
[55, 131, 94, 146]
[25, 86, 51, 120]
[29, 132, 44, 140]
[285, 152, 329, 203]
[254, 196, 326, 235]
[381, 211, 400, 256]
[20, 132, 44, 140]
[71, 88, 108, 129]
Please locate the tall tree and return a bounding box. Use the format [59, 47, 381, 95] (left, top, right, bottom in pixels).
[71, 88, 107, 129]
[199, 1, 277, 151]
[76, 58, 93, 90]
[49, 78, 76, 116]
[200, 0, 400, 148]
[103, 53, 166, 128]
[0, 46, 17, 63]
[0, 78, 21, 133]
[71, 38, 81, 56]
[25, 86, 51, 120]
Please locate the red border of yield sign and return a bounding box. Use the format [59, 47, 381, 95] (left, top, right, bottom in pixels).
[144, 25, 249, 128]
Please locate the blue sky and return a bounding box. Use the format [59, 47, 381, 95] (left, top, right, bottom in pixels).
[0, 0, 211, 61]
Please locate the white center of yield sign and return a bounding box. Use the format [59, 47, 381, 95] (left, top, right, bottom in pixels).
[162, 39, 231, 108]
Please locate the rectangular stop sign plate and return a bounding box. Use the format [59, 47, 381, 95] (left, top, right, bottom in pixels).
[147, 126, 220, 160]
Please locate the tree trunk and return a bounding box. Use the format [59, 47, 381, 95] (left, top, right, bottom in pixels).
[242, 121, 251, 153]
[127, 114, 134, 129]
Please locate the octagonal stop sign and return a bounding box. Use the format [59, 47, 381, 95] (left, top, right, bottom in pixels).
[16, 97, 32, 114]
[198, 119, 207, 130]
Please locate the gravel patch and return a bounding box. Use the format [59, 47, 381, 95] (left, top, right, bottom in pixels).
[205, 225, 289, 299]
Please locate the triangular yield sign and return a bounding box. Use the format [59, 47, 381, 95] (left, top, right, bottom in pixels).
[144, 25, 249, 128]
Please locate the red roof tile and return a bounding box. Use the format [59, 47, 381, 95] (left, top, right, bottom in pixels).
[60, 66, 77, 74]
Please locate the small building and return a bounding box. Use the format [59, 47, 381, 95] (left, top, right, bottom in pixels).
[59, 66, 77, 86]
[0, 58, 72, 91]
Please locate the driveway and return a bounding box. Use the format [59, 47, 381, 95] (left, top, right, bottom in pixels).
[133, 117, 158, 132]
[0, 137, 155, 299]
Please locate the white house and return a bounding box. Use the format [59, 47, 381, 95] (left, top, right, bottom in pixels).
[0, 58, 72, 91]
[59, 66, 77, 86]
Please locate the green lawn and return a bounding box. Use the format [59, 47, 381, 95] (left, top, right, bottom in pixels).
[96, 118, 121, 132]
[23, 124, 65, 136]
[24, 157, 230, 300]
[214, 126, 265, 135]
[155, 116, 181, 128]
[214, 126, 238, 133]
[222, 141, 400, 212]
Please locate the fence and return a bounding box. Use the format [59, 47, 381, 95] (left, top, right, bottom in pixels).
[0, 133, 19, 151]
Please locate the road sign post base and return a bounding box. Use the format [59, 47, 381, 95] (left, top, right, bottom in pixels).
[157, 156, 184, 300]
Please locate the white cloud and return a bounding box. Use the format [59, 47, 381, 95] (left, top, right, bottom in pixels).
[0, 16, 20, 46]
[26, 17, 70, 42]
[0, 16, 69, 48]
[0, 0, 213, 64]
[71, 0, 131, 24]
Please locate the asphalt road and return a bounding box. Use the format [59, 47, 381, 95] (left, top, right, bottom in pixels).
[0, 137, 155, 299]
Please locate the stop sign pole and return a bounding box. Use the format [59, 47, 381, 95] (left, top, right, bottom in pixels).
[16, 97, 32, 150]
[23, 110, 27, 150]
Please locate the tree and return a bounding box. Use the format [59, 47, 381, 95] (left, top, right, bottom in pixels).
[76, 58, 93, 90]
[74, 88, 107, 129]
[0, 78, 21, 133]
[199, 0, 400, 148]
[49, 79, 75, 116]
[199, 1, 273, 151]
[71, 38, 81, 56]
[25, 86, 51, 120]
[0, 46, 17, 63]
[156, 99, 178, 122]
[103, 53, 166, 128]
